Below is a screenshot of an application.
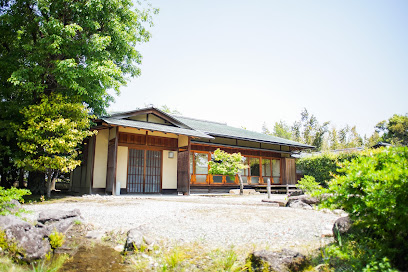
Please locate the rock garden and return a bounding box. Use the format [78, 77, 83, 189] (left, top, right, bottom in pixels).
[0, 193, 348, 271]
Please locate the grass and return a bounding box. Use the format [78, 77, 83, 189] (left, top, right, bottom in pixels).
[129, 241, 252, 271]
[0, 254, 70, 272]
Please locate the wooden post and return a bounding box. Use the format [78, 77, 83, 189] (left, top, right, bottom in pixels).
[267, 178, 271, 199]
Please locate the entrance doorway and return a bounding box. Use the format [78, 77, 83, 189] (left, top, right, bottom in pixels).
[127, 149, 162, 193]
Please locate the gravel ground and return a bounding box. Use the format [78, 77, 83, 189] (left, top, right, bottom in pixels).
[23, 194, 340, 252]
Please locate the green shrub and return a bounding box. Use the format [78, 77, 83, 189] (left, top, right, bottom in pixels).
[0, 187, 31, 215]
[296, 152, 360, 186]
[296, 175, 322, 195]
[318, 147, 408, 270]
[0, 229, 23, 260]
[49, 230, 65, 250]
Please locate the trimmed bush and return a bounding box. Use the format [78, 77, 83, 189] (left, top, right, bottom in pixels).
[296, 152, 360, 186]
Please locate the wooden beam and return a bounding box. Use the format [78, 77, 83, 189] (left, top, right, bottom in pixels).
[113, 126, 119, 195]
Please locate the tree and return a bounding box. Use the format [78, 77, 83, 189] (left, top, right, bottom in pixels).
[0, 0, 156, 194]
[376, 113, 408, 146]
[272, 121, 292, 140]
[16, 95, 96, 197]
[329, 127, 339, 150]
[208, 149, 247, 195]
[160, 105, 182, 115]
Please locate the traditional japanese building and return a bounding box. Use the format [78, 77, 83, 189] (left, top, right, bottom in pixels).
[70, 107, 314, 194]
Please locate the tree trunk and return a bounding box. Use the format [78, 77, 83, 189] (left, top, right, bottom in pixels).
[46, 171, 52, 199]
[28, 171, 46, 195]
[46, 170, 59, 199]
[18, 169, 25, 188]
[50, 177, 56, 191]
[237, 173, 244, 196]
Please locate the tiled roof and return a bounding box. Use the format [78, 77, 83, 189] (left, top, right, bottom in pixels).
[173, 115, 314, 149]
[101, 117, 213, 139]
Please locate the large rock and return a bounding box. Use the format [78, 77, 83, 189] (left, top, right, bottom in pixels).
[38, 209, 81, 224]
[0, 215, 50, 261]
[286, 200, 312, 210]
[124, 229, 154, 251]
[333, 216, 351, 241]
[248, 249, 307, 272]
[0, 209, 82, 262]
[286, 195, 319, 206]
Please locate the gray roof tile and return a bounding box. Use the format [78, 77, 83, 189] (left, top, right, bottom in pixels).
[101, 117, 213, 139]
[172, 116, 314, 149]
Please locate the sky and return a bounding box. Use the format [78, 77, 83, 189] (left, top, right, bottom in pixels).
[108, 0, 408, 138]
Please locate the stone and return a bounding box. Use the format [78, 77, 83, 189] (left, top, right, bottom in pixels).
[38, 209, 81, 224]
[333, 209, 346, 216]
[229, 189, 258, 195]
[333, 216, 351, 241]
[124, 229, 144, 251]
[86, 230, 105, 240]
[286, 195, 319, 206]
[286, 200, 312, 210]
[114, 245, 124, 252]
[0, 215, 50, 261]
[261, 200, 280, 207]
[248, 249, 307, 272]
[124, 229, 154, 251]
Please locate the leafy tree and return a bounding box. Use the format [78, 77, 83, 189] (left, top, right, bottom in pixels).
[262, 121, 292, 140]
[329, 127, 339, 150]
[16, 95, 96, 197]
[376, 113, 408, 146]
[0, 0, 156, 194]
[364, 131, 381, 148]
[261, 122, 271, 135]
[208, 149, 247, 195]
[272, 121, 292, 140]
[160, 105, 182, 115]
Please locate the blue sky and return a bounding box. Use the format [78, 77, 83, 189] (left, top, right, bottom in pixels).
[108, 0, 408, 138]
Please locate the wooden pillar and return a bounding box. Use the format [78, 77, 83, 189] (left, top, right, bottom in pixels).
[106, 127, 119, 195]
[177, 137, 191, 195]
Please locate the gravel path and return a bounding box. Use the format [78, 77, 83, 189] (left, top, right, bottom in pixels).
[23, 194, 340, 252]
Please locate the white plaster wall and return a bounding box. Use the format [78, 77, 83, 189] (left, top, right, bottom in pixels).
[116, 146, 128, 189]
[93, 129, 109, 188]
[162, 150, 178, 189]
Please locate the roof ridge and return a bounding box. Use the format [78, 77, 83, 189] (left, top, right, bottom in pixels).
[172, 115, 227, 125]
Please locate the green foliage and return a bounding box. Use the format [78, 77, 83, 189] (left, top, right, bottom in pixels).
[0, 0, 157, 193]
[160, 105, 181, 115]
[296, 175, 322, 195]
[318, 147, 408, 270]
[30, 254, 69, 272]
[0, 229, 23, 260]
[376, 113, 408, 146]
[208, 149, 247, 179]
[48, 230, 65, 250]
[263, 121, 292, 140]
[0, 186, 31, 215]
[1, 0, 157, 116]
[16, 94, 95, 174]
[296, 151, 360, 185]
[130, 242, 245, 271]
